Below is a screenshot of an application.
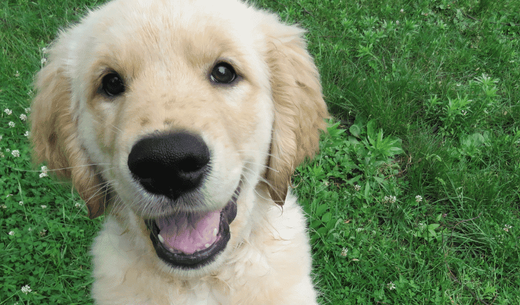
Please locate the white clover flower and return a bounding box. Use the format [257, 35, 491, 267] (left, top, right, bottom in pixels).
[24, 131, 30, 137]
[41, 166, 48, 173]
[387, 282, 396, 290]
[41, 58, 47, 65]
[19, 201, 23, 206]
[400, 9, 404, 13]
[14, 71, 20, 77]
[8, 121, 15, 128]
[75, 202, 82, 208]
[504, 224, 512, 232]
[9, 231, 15, 236]
[20, 114, 27, 121]
[354, 184, 361, 192]
[41, 205, 47, 209]
[0, 152, 4, 158]
[21, 285, 32, 294]
[340, 248, 348, 257]
[25, 107, 31, 113]
[383, 195, 397, 204]
[11, 150, 20, 157]
[1, 204, 6, 209]
[39, 172, 48, 178]
[4, 108, 12, 115]
[415, 195, 423, 203]
[396, 20, 400, 25]
[6, 148, 10, 153]
[42, 47, 48, 53]
[28, 227, 32, 231]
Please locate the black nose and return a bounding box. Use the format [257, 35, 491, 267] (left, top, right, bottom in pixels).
[127, 131, 210, 200]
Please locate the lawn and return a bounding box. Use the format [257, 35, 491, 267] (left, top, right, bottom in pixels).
[1, 0, 519, 304]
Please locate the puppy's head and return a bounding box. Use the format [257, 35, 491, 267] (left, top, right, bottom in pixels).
[31, 0, 327, 273]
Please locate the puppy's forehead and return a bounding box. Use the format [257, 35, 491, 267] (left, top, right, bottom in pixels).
[86, 0, 263, 70]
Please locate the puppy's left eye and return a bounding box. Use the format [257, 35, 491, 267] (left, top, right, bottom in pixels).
[210, 62, 237, 84]
[101, 72, 125, 97]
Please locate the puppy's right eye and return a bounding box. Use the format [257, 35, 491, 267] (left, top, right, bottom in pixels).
[101, 73, 125, 96]
[210, 62, 237, 84]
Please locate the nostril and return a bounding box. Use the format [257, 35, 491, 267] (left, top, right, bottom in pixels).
[127, 131, 210, 199]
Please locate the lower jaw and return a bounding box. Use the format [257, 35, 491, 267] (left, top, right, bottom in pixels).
[145, 187, 239, 270]
[146, 219, 230, 270]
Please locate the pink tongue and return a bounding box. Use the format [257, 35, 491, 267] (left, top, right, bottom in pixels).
[155, 209, 221, 255]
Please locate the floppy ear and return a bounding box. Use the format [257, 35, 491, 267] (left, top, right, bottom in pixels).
[30, 43, 107, 219]
[264, 24, 329, 205]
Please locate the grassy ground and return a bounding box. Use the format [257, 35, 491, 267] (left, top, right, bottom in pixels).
[1, 0, 519, 304]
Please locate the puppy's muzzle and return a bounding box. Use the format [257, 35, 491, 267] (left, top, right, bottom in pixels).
[128, 131, 210, 200]
[127, 131, 239, 269]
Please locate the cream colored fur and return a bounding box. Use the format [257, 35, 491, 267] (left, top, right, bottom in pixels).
[30, 0, 328, 304]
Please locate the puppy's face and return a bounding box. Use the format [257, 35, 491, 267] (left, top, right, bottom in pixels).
[31, 0, 327, 275]
[78, 5, 273, 212]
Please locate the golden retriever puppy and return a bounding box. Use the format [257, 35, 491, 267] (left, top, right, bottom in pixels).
[30, 0, 328, 303]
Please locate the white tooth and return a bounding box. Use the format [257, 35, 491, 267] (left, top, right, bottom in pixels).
[213, 228, 218, 236]
[158, 234, 164, 243]
[205, 243, 211, 248]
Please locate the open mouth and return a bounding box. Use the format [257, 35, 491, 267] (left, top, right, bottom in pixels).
[145, 186, 239, 269]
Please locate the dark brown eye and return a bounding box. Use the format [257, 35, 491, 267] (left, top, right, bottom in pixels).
[101, 72, 125, 96]
[210, 62, 236, 84]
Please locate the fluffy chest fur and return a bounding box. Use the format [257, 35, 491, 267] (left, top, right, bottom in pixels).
[92, 192, 316, 305]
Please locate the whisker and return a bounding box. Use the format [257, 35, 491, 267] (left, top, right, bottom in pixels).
[95, 166, 116, 177]
[109, 195, 126, 216]
[242, 160, 279, 173]
[82, 180, 113, 204]
[239, 167, 276, 202]
[236, 150, 283, 162]
[11, 163, 111, 173]
[90, 117, 123, 134]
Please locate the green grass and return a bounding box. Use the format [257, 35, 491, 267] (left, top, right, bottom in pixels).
[1, 0, 520, 304]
